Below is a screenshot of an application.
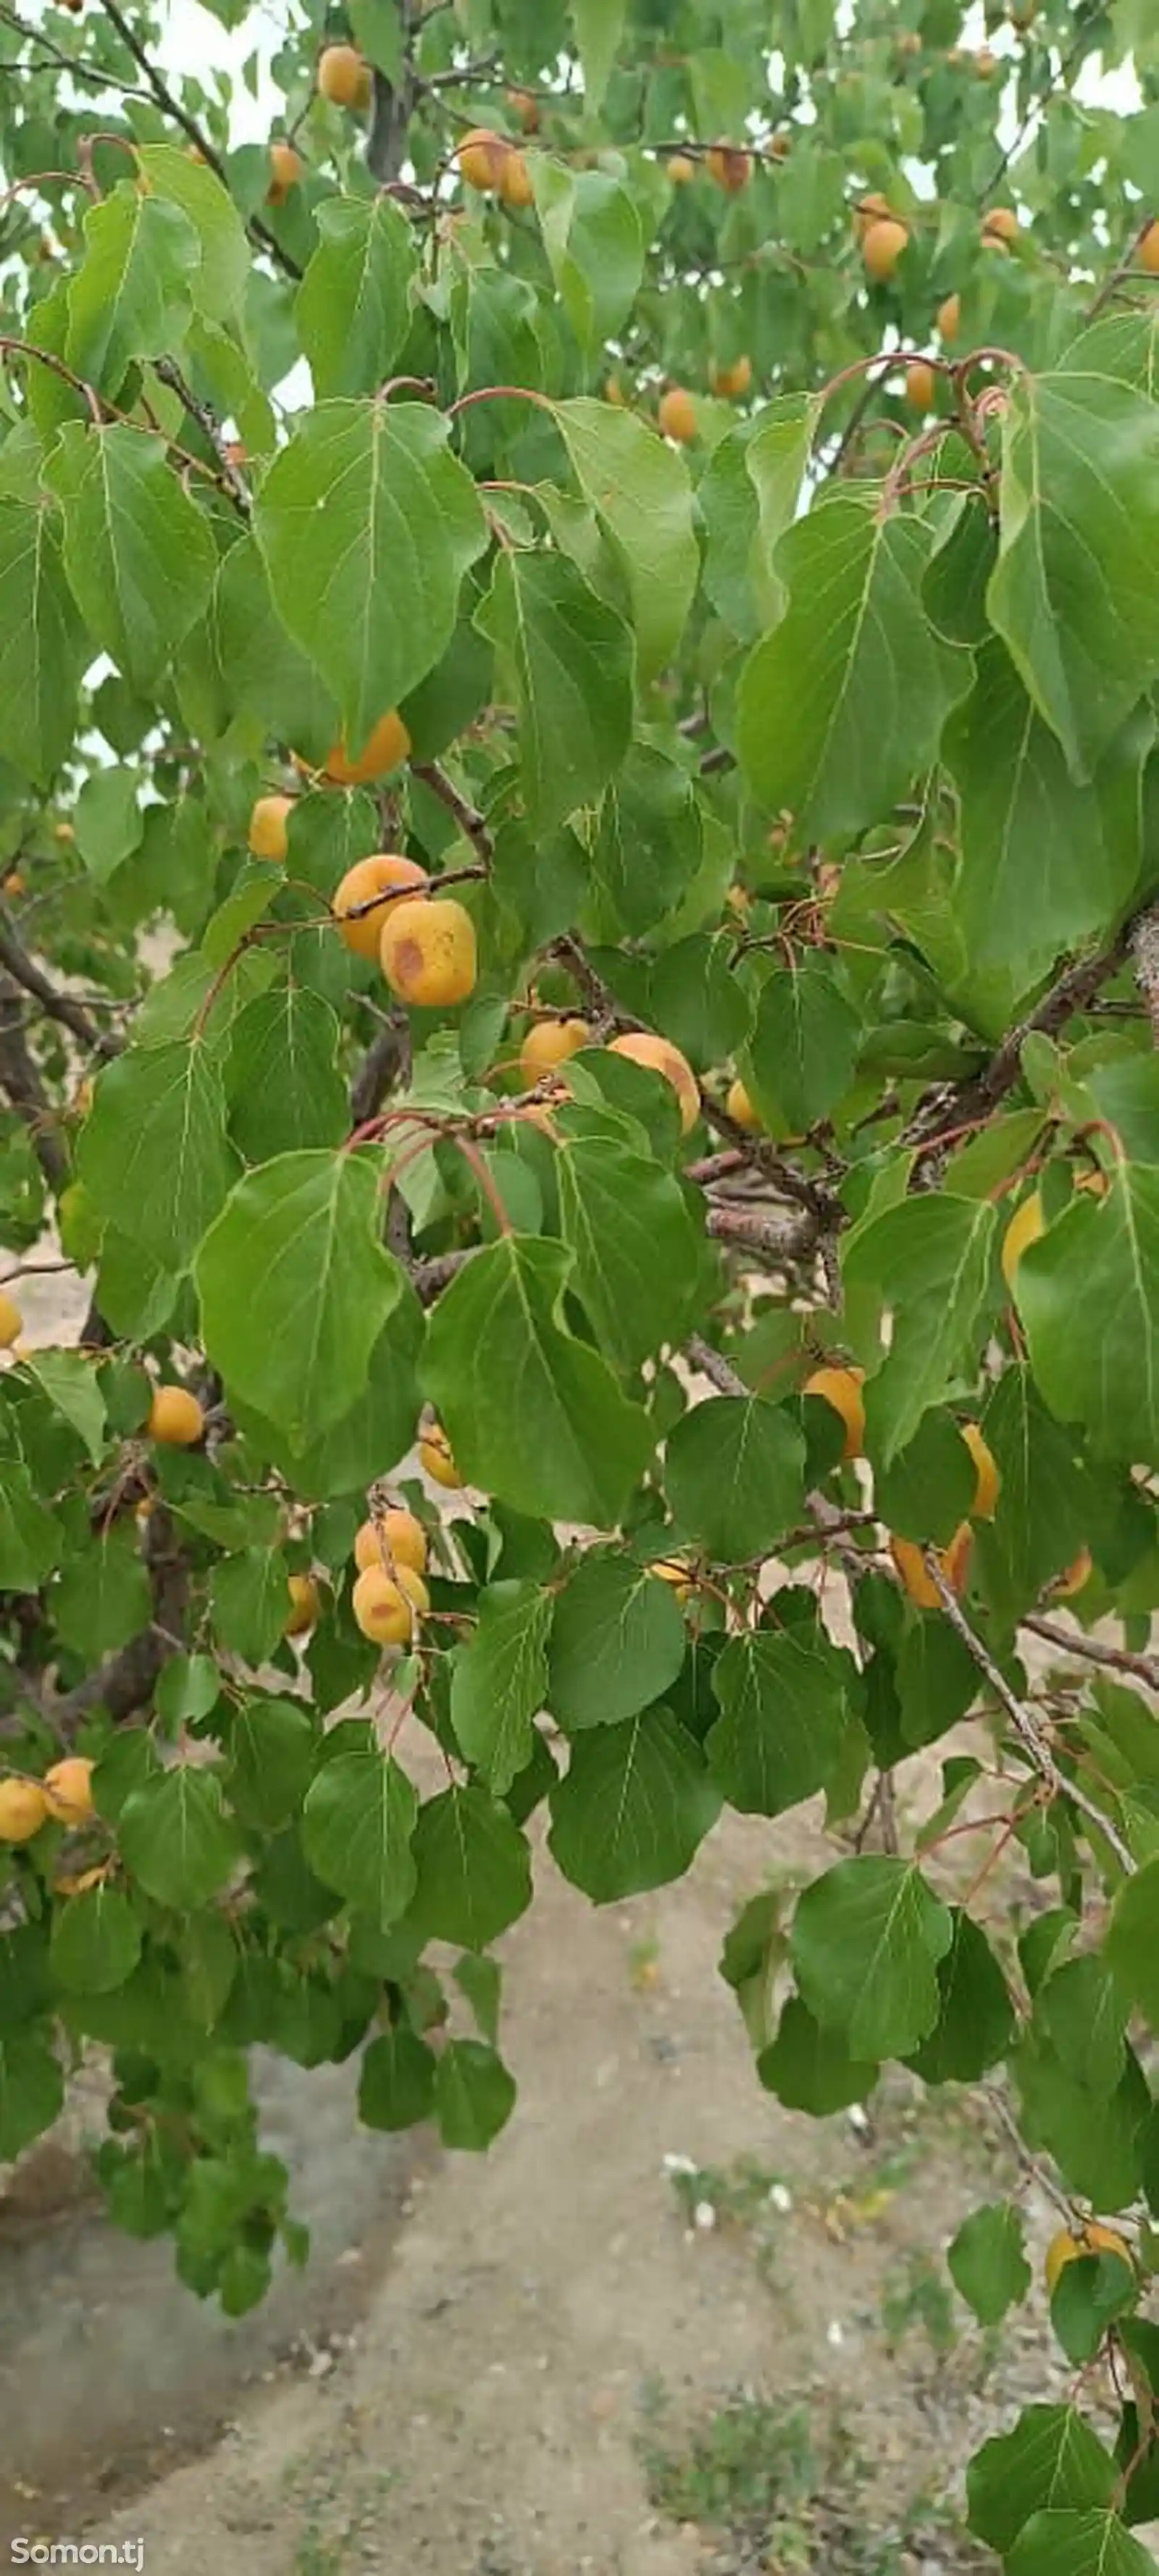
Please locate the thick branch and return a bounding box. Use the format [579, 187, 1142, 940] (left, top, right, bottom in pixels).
[706, 1201, 816, 1261]
[53, 1506, 189, 1734]
[1132, 906, 1159, 1047]
[906, 914, 1138, 1176]
[0, 972, 67, 1189]
[350, 1015, 409, 1126]
[0, 913, 120, 1060]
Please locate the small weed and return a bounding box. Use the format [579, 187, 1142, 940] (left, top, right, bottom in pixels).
[881, 2251, 958, 2358]
[294, 2529, 346, 2576]
[640, 2384, 816, 2556]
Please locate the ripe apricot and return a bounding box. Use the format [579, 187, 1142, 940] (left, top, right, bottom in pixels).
[1139, 221, 1159, 276]
[651, 1557, 694, 1603]
[333, 853, 427, 962]
[146, 1385, 204, 1447]
[419, 1422, 463, 1489]
[353, 1510, 428, 1578]
[605, 376, 626, 406]
[804, 1366, 866, 1461]
[498, 148, 535, 209]
[0, 1290, 22, 1348]
[3, 869, 25, 896]
[707, 143, 751, 193]
[1001, 1189, 1045, 1289]
[267, 141, 303, 204]
[352, 1562, 429, 1647]
[508, 88, 539, 133]
[248, 793, 294, 862]
[1045, 2222, 1131, 2296]
[313, 711, 411, 787]
[0, 1777, 48, 1843]
[905, 359, 937, 413]
[855, 190, 893, 242]
[658, 387, 698, 443]
[891, 1523, 972, 1609]
[456, 127, 510, 192]
[983, 204, 1019, 245]
[285, 1573, 320, 1636]
[43, 1757, 96, 1825]
[725, 1077, 761, 1134]
[937, 293, 961, 343]
[318, 43, 371, 110]
[709, 354, 753, 398]
[667, 152, 696, 183]
[519, 1018, 589, 1084]
[608, 1031, 700, 1135]
[380, 896, 477, 1008]
[863, 217, 908, 282]
[962, 1423, 1000, 1521]
[1051, 1548, 1092, 1601]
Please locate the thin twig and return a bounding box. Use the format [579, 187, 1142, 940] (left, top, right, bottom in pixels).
[94, 0, 301, 278]
[0, 913, 120, 1059]
[152, 356, 251, 517]
[412, 761, 493, 862]
[1022, 1616, 1159, 1697]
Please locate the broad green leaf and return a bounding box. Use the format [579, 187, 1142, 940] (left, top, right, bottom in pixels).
[301, 1731, 417, 1928]
[593, 744, 702, 934]
[699, 400, 821, 639]
[907, 1910, 1014, 2082]
[736, 499, 971, 837]
[407, 1785, 532, 1951]
[28, 1350, 106, 1466]
[296, 196, 416, 400]
[253, 400, 486, 753]
[211, 535, 338, 761]
[0, 2034, 64, 2162]
[745, 958, 862, 1137]
[0, 1464, 62, 1592]
[649, 933, 753, 1070]
[79, 1040, 235, 1272]
[556, 1130, 703, 1369]
[422, 1237, 653, 1529]
[65, 182, 198, 392]
[896, 1618, 979, 1750]
[790, 1857, 953, 2062]
[569, 0, 624, 109]
[968, 2408, 1117, 2556]
[225, 1697, 317, 1831]
[135, 143, 249, 323]
[359, 2028, 436, 2131]
[237, 1285, 422, 1502]
[757, 1994, 879, 2115]
[433, 2037, 516, 2151]
[1038, 1954, 1127, 2097]
[665, 1397, 806, 1564]
[1107, 1857, 1159, 2027]
[947, 2202, 1032, 2328]
[548, 1707, 721, 1901]
[976, 1368, 1089, 1617]
[210, 1546, 291, 1665]
[74, 764, 143, 885]
[46, 425, 217, 691]
[196, 1150, 402, 1451]
[551, 398, 697, 682]
[532, 161, 644, 354]
[1013, 1171, 1159, 1466]
[873, 1410, 975, 1547]
[989, 370, 1159, 779]
[0, 499, 87, 787]
[1013, 2036, 1149, 2209]
[450, 1581, 552, 1794]
[708, 1622, 851, 1817]
[1007, 2512, 1152, 2576]
[54, 1523, 152, 1660]
[845, 1195, 997, 1465]
[119, 1765, 241, 1910]
[548, 1550, 687, 1732]
[477, 549, 633, 833]
[224, 987, 348, 1161]
[51, 1886, 142, 1995]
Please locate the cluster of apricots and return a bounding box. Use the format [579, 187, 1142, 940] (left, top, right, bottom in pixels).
[453, 125, 535, 209]
[265, 43, 377, 201]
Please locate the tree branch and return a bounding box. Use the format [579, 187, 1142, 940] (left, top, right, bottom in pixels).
[151, 357, 251, 517]
[1022, 1615, 1159, 1697]
[412, 761, 493, 863]
[0, 911, 120, 1060]
[94, 0, 301, 279]
[52, 1506, 189, 1734]
[1132, 905, 1159, 1047]
[0, 972, 67, 1189]
[706, 1201, 816, 1261]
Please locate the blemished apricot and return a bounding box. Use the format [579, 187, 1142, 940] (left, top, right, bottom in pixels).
[318, 44, 372, 111]
[0, 1290, 22, 1348]
[1046, 2222, 1131, 2296]
[725, 1078, 761, 1133]
[890, 1523, 972, 1609]
[937, 293, 961, 343]
[311, 711, 411, 787]
[333, 854, 427, 962]
[419, 1423, 463, 1489]
[658, 387, 698, 443]
[707, 143, 751, 193]
[146, 1385, 204, 1447]
[248, 793, 294, 862]
[43, 1757, 96, 1825]
[1001, 1189, 1045, 1289]
[0, 1778, 48, 1843]
[709, 354, 753, 398]
[498, 148, 535, 209]
[863, 217, 908, 282]
[352, 1562, 430, 1646]
[353, 1510, 428, 1578]
[519, 1019, 589, 1084]
[267, 141, 303, 204]
[608, 1031, 700, 1135]
[456, 127, 510, 192]
[380, 896, 477, 1008]
[905, 359, 937, 413]
[1139, 221, 1159, 275]
[285, 1574, 320, 1636]
[804, 1366, 866, 1461]
[962, 1423, 1000, 1520]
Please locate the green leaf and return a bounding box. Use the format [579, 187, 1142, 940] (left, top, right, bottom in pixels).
[1013, 2037, 1149, 2209]
[253, 400, 486, 752]
[226, 1696, 317, 1831]
[28, 1350, 106, 1466]
[407, 1786, 532, 1951]
[548, 1550, 687, 1732]
[54, 1523, 152, 1660]
[948, 2202, 1032, 2328]
[51, 1885, 142, 1995]
[210, 535, 338, 760]
[736, 499, 970, 837]
[237, 1285, 422, 1502]
[790, 1858, 953, 2062]
[0, 2033, 64, 2161]
[551, 398, 697, 682]
[449, 1580, 552, 1795]
[1107, 1857, 1159, 2028]
[119, 1765, 240, 1910]
[359, 2028, 436, 2131]
[968, 2409, 1117, 2556]
[845, 1195, 997, 1465]
[989, 370, 1159, 779]
[593, 745, 703, 935]
[907, 1910, 1014, 2082]
[548, 1708, 721, 1902]
[649, 934, 753, 1071]
[224, 987, 348, 1161]
[1052, 2253, 1137, 2367]
[210, 1546, 291, 1664]
[874, 1410, 975, 1547]
[0, 499, 87, 787]
[532, 162, 644, 355]
[569, 0, 624, 109]
[422, 1236, 652, 1529]
[745, 958, 862, 1135]
[301, 1732, 417, 1929]
[757, 1994, 879, 2115]
[556, 1130, 703, 1370]
[197, 1150, 402, 1451]
[433, 2036, 516, 2151]
[1007, 2512, 1152, 2576]
[477, 549, 633, 833]
[65, 182, 198, 392]
[46, 425, 217, 692]
[976, 1368, 1089, 1617]
[665, 1397, 806, 1566]
[73, 764, 144, 885]
[296, 196, 416, 400]
[80, 1040, 235, 1272]
[0, 1464, 61, 1592]
[135, 143, 249, 324]
[707, 1621, 851, 1818]
[699, 401, 820, 639]
[1038, 1955, 1127, 2098]
[1013, 1171, 1159, 1467]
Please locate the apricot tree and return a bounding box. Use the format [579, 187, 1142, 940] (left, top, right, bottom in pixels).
[0, 1, 1158, 2559]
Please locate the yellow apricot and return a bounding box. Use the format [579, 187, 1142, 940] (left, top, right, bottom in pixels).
[962, 1423, 1000, 1521]
[352, 1562, 429, 1647]
[248, 793, 294, 862]
[3, 869, 25, 896]
[507, 87, 539, 133]
[317, 43, 372, 110]
[1001, 1189, 1045, 1289]
[651, 1557, 694, 1604]
[726, 1078, 761, 1134]
[1051, 1548, 1092, 1601]
[0, 1290, 22, 1348]
[498, 148, 535, 209]
[419, 1422, 463, 1489]
[43, 1757, 96, 1825]
[707, 143, 751, 193]
[863, 217, 908, 281]
[905, 359, 937, 413]
[804, 1365, 866, 1461]
[658, 387, 698, 443]
[285, 1573, 320, 1637]
[709, 354, 753, 399]
[937, 293, 961, 343]
[380, 896, 477, 1008]
[1141, 222, 1159, 277]
[667, 152, 696, 183]
[608, 1031, 700, 1135]
[333, 853, 427, 962]
[353, 1510, 428, 1578]
[267, 141, 303, 205]
[605, 376, 626, 405]
[309, 711, 411, 787]
[146, 1385, 204, 1448]
[456, 127, 510, 192]
[519, 1018, 589, 1084]
[983, 204, 1019, 245]
[1045, 2222, 1131, 2297]
[855, 191, 893, 242]
[890, 1523, 972, 1610]
[0, 1777, 49, 1843]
